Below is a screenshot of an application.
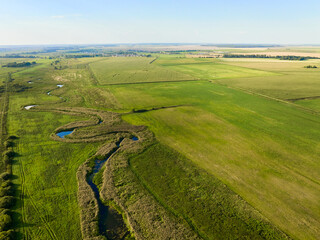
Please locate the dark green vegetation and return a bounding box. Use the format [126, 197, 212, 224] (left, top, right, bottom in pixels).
[0, 45, 319, 239]
[0, 72, 16, 239]
[304, 65, 317, 68]
[2, 61, 36, 68]
[0, 55, 36, 59]
[223, 54, 319, 60]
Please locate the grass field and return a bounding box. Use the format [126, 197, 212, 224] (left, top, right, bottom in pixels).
[113, 80, 320, 239]
[89, 57, 196, 85]
[3, 60, 102, 239]
[10, 108, 98, 239]
[129, 142, 288, 240]
[3, 49, 320, 240]
[217, 58, 320, 100]
[161, 59, 277, 80]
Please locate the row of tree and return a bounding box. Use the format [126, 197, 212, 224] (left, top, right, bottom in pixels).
[223, 54, 319, 61]
[0, 54, 36, 58]
[64, 54, 103, 58]
[2, 61, 36, 68]
[0, 136, 17, 239]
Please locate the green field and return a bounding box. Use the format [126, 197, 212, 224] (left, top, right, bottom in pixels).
[217, 59, 320, 100]
[1, 49, 319, 240]
[4, 62, 100, 239]
[89, 57, 196, 85]
[162, 59, 277, 80]
[112, 80, 320, 240]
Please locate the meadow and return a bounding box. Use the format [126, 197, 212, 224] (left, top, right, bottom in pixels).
[0, 47, 319, 239]
[218, 58, 320, 100]
[112, 80, 320, 240]
[6, 63, 101, 239]
[89, 57, 196, 85]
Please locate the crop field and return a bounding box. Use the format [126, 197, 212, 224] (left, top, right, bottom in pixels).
[218, 59, 320, 98]
[0, 47, 319, 240]
[89, 57, 196, 85]
[112, 79, 320, 240]
[162, 59, 277, 80]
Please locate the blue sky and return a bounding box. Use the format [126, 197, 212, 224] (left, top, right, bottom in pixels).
[1, 0, 320, 45]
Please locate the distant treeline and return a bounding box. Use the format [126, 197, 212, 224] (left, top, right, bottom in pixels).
[25, 46, 78, 54]
[2, 61, 36, 68]
[66, 49, 101, 54]
[304, 65, 318, 68]
[223, 54, 319, 61]
[64, 54, 104, 58]
[0, 54, 36, 58]
[202, 44, 282, 48]
[166, 50, 198, 54]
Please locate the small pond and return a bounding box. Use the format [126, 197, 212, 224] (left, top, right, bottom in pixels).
[24, 105, 37, 110]
[56, 130, 74, 138]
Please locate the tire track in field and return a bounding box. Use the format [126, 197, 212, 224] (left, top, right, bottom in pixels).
[19, 156, 58, 240]
[25, 187, 58, 240]
[17, 145, 29, 240]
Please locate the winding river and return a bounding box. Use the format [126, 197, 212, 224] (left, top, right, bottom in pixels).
[87, 136, 138, 238]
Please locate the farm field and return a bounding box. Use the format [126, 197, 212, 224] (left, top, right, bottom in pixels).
[112, 80, 320, 240]
[162, 59, 277, 81]
[218, 59, 320, 100]
[89, 57, 196, 85]
[0, 47, 319, 240]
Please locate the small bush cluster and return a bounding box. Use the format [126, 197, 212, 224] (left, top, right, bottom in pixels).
[304, 65, 318, 68]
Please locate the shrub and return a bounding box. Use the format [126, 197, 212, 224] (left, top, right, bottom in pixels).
[1, 181, 12, 188]
[4, 141, 13, 148]
[0, 213, 12, 231]
[0, 173, 10, 181]
[304, 65, 318, 68]
[0, 196, 15, 208]
[0, 208, 9, 215]
[0, 229, 14, 240]
[0, 185, 13, 197]
[3, 155, 11, 165]
[3, 151, 14, 158]
[7, 136, 18, 140]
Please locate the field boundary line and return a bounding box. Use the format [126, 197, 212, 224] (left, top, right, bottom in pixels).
[149, 57, 158, 64]
[86, 64, 100, 85]
[286, 95, 320, 102]
[214, 82, 320, 115]
[101, 79, 200, 86]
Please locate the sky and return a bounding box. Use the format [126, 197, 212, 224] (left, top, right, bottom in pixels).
[0, 0, 320, 45]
